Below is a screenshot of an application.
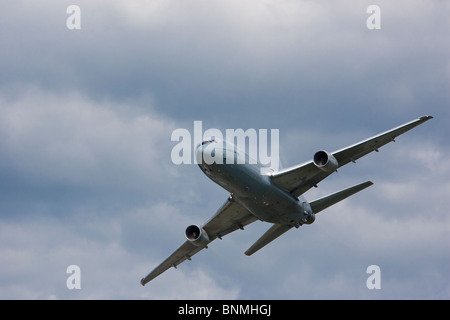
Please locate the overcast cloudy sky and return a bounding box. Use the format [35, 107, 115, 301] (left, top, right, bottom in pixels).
[0, 0, 448, 299]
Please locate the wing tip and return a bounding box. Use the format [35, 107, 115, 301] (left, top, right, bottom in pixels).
[244, 248, 256, 256]
[420, 115, 433, 121]
[140, 278, 147, 286]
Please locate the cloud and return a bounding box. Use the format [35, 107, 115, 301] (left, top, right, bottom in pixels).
[0, 0, 448, 299]
[0, 87, 180, 213]
[3, 0, 448, 124]
[0, 86, 241, 299]
[0, 214, 240, 299]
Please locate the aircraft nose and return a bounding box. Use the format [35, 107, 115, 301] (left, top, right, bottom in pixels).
[195, 138, 226, 165]
[195, 142, 204, 164]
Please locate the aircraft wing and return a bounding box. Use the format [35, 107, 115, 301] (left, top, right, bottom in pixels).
[271, 115, 433, 197]
[140, 196, 257, 285]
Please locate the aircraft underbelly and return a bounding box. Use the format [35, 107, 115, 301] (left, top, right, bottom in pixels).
[205, 162, 305, 224]
[234, 181, 304, 224]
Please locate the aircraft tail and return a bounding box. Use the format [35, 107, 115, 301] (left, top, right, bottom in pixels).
[244, 181, 373, 256]
[310, 181, 373, 214]
[245, 224, 293, 256]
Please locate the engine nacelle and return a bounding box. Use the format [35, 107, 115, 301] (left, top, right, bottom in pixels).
[185, 225, 210, 247]
[304, 212, 316, 224]
[313, 150, 339, 172]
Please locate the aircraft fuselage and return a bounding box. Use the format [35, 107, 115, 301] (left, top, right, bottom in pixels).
[196, 140, 314, 227]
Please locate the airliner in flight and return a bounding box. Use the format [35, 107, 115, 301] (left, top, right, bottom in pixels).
[141, 115, 432, 285]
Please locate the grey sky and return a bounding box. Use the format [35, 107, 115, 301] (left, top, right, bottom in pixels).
[0, 0, 448, 299]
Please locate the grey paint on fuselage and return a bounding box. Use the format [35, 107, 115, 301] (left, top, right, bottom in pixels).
[196, 140, 313, 227]
[140, 115, 433, 286]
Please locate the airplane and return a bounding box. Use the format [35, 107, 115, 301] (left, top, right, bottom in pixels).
[140, 115, 433, 286]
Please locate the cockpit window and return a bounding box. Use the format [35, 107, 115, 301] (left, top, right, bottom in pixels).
[201, 138, 217, 145]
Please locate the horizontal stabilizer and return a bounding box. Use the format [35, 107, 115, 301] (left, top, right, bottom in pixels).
[310, 181, 373, 214]
[245, 224, 293, 256]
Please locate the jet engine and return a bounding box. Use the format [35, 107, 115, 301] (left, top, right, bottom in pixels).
[313, 150, 339, 172]
[185, 225, 210, 247]
[304, 212, 316, 224]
